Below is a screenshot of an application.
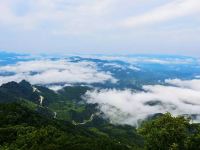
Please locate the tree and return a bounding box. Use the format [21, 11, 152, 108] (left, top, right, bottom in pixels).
[138, 113, 190, 150]
[185, 124, 200, 150]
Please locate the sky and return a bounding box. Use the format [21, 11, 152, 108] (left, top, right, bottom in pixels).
[0, 0, 200, 56]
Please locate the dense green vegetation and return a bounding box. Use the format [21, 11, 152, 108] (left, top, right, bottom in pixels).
[0, 102, 135, 150]
[0, 81, 200, 150]
[139, 113, 200, 150]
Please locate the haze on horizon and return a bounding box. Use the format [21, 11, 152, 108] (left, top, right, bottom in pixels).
[0, 0, 200, 56]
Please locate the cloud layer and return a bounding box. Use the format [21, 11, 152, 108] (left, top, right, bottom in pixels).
[82, 55, 197, 65]
[121, 0, 200, 28]
[0, 59, 116, 86]
[84, 78, 200, 126]
[1, 0, 200, 55]
[1, 0, 200, 32]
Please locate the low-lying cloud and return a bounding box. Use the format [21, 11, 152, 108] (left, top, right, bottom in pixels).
[84, 78, 200, 126]
[165, 78, 200, 91]
[0, 59, 117, 86]
[81, 55, 197, 65]
[102, 62, 140, 71]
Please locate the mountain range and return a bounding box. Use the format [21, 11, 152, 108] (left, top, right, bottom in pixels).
[0, 52, 200, 149]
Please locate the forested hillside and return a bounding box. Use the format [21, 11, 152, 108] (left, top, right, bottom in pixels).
[0, 81, 199, 150]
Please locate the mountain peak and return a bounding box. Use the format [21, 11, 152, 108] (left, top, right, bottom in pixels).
[19, 80, 32, 88]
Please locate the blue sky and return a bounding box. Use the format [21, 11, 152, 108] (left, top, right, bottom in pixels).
[0, 0, 200, 56]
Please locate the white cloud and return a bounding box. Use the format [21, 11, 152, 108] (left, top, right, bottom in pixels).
[1, 0, 199, 34]
[165, 78, 200, 91]
[84, 78, 200, 126]
[0, 59, 117, 86]
[0, 0, 200, 57]
[0, 0, 116, 33]
[47, 85, 67, 91]
[103, 62, 140, 71]
[195, 75, 200, 79]
[121, 0, 200, 28]
[80, 55, 196, 65]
